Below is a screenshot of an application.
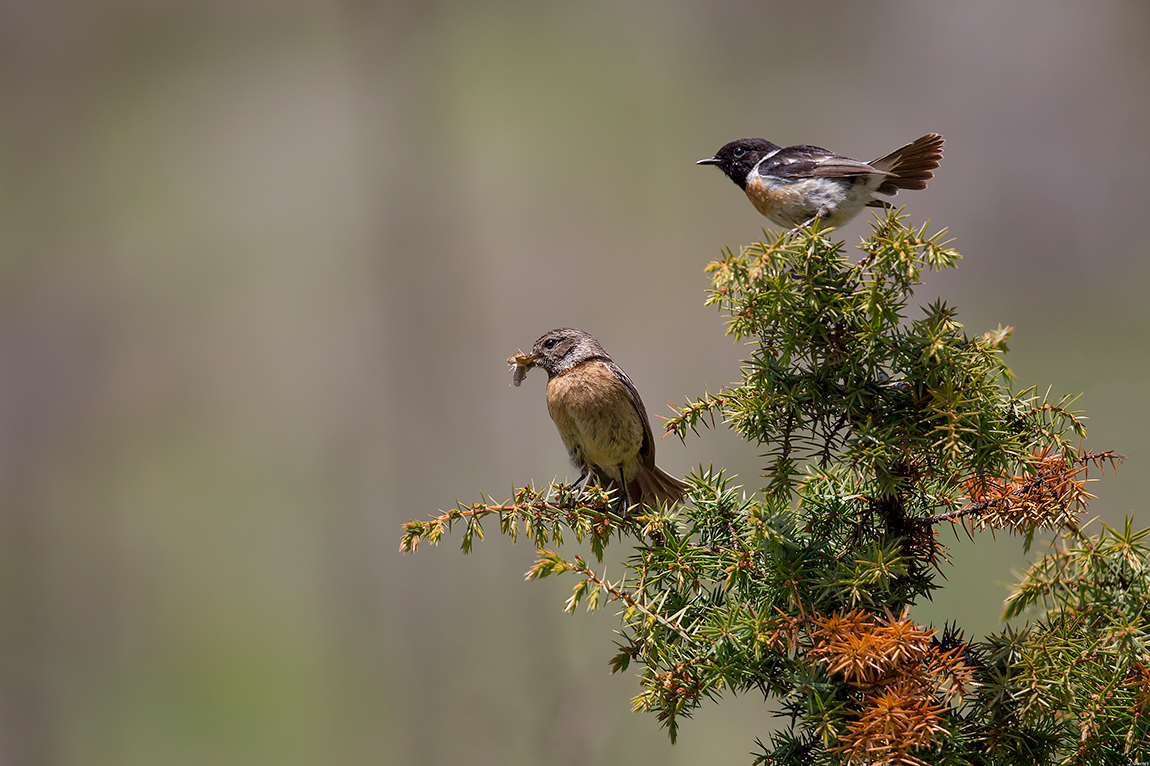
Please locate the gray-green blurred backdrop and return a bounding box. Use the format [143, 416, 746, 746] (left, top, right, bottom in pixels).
[2, 2, 1148, 764]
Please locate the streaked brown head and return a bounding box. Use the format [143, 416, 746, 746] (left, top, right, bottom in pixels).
[527, 328, 610, 379]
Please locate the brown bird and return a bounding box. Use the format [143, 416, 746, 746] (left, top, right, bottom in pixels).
[697, 133, 944, 229]
[509, 328, 688, 515]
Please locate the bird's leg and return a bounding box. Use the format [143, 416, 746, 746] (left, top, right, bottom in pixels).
[616, 467, 629, 517]
[798, 210, 830, 232]
[570, 467, 591, 494]
[781, 214, 823, 243]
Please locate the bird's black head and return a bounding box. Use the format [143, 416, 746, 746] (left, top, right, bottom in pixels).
[528, 327, 609, 378]
[697, 138, 779, 189]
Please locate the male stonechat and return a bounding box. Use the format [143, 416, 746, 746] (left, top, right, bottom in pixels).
[698, 133, 943, 229]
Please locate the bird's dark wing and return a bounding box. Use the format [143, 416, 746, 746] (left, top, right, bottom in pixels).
[758, 145, 891, 180]
[604, 359, 658, 469]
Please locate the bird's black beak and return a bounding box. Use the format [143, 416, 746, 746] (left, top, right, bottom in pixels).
[696, 157, 721, 165]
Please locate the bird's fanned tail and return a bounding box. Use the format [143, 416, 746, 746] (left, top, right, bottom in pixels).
[870, 133, 944, 194]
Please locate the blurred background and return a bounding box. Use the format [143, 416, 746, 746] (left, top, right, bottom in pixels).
[1, 1, 1148, 764]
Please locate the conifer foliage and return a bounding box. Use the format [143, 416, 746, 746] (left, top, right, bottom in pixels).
[401, 213, 1149, 765]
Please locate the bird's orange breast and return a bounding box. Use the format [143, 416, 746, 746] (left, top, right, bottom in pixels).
[744, 176, 822, 227]
[546, 361, 644, 469]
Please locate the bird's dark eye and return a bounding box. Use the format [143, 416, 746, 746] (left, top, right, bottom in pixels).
[732, 147, 745, 157]
[543, 338, 557, 349]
